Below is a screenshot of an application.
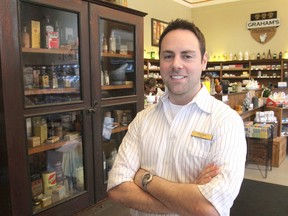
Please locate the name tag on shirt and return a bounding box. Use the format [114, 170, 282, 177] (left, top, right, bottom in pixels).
[191, 131, 213, 140]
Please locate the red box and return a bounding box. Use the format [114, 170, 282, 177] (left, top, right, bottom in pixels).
[266, 97, 279, 107]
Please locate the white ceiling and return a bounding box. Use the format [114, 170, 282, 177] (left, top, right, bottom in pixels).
[173, 0, 241, 8]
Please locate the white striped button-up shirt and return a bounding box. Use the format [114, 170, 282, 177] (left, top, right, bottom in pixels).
[107, 86, 247, 216]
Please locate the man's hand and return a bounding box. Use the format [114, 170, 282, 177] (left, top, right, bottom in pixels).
[193, 164, 219, 185]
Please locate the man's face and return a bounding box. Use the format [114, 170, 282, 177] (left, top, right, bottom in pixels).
[160, 29, 207, 104]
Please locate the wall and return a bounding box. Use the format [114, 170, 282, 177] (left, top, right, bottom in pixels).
[128, 0, 288, 60]
[191, 0, 288, 61]
[128, 0, 191, 57]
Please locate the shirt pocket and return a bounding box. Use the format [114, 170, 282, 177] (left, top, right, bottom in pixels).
[186, 136, 211, 159]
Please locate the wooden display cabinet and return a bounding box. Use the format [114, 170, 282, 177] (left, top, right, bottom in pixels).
[0, 0, 146, 215]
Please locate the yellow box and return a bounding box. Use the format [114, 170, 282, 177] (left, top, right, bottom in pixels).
[31, 20, 40, 48]
[28, 136, 40, 147]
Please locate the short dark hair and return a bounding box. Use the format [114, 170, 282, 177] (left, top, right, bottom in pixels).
[158, 19, 206, 59]
[144, 77, 157, 88]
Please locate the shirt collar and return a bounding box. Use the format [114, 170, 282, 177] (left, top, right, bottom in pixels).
[158, 86, 213, 114]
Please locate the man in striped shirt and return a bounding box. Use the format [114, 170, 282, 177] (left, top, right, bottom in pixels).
[107, 19, 246, 216]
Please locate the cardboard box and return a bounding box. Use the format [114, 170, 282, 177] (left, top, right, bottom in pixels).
[247, 136, 287, 168]
[28, 136, 41, 148]
[272, 136, 287, 167]
[31, 20, 40, 48]
[245, 123, 273, 139]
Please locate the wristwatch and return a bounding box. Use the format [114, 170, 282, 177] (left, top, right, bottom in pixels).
[142, 172, 153, 191]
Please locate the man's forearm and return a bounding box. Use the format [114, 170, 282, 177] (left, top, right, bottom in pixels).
[146, 175, 219, 216]
[107, 181, 172, 214]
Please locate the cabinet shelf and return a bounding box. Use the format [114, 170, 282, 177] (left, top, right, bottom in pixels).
[222, 76, 249, 79]
[222, 68, 248, 71]
[101, 84, 133, 90]
[22, 47, 76, 55]
[102, 52, 133, 58]
[28, 139, 76, 155]
[112, 125, 128, 133]
[25, 88, 79, 95]
[251, 76, 281, 79]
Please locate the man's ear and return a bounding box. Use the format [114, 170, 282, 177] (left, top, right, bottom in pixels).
[202, 52, 208, 70]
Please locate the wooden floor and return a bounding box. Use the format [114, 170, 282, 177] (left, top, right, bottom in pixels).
[75, 199, 130, 216]
[76, 155, 288, 216]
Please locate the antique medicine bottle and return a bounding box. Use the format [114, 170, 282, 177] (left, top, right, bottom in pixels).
[43, 15, 54, 48]
[102, 34, 108, 53]
[40, 66, 50, 89]
[109, 32, 116, 53]
[22, 26, 30, 48]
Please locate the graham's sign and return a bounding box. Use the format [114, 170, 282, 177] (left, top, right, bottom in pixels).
[247, 11, 280, 44]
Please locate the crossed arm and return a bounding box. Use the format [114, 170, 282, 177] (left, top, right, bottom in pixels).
[108, 164, 220, 216]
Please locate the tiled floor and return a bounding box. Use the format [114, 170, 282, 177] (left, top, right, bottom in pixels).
[244, 155, 288, 186]
[77, 155, 288, 216]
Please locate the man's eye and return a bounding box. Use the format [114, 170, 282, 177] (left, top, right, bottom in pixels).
[163, 55, 173, 59]
[183, 55, 193, 59]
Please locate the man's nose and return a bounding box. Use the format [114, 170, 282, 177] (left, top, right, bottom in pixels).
[171, 56, 183, 71]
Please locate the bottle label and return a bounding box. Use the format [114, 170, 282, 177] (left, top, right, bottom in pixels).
[41, 75, 50, 88]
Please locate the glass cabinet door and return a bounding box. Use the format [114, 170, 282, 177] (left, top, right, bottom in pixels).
[100, 19, 136, 98]
[26, 111, 85, 214]
[90, 3, 145, 202]
[101, 103, 137, 183]
[20, 2, 81, 107]
[20, 1, 90, 214]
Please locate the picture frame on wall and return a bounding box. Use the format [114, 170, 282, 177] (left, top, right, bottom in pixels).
[151, 18, 168, 46]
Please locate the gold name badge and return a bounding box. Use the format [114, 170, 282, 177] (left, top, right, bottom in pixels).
[191, 131, 213, 140]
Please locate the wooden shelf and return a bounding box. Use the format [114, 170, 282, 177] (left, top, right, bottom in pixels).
[102, 52, 133, 58]
[222, 68, 249, 71]
[22, 47, 76, 55]
[25, 88, 79, 95]
[112, 125, 128, 133]
[28, 139, 72, 155]
[101, 84, 133, 90]
[222, 76, 249, 79]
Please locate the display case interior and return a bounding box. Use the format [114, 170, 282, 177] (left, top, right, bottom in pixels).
[101, 103, 136, 183]
[20, 2, 81, 107]
[26, 110, 85, 214]
[100, 18, 136, 98]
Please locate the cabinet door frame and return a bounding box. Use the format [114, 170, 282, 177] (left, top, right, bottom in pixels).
[0, 0, 95, 215]
[89, 3, 145, 202]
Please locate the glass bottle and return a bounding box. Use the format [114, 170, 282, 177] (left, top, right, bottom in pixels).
[267, 49, 271, 59]
[43, 15, 54, 48]
[54, 20, 60, 48]
[102, 34, 108, 53]
[109, 32, 116, 53]
[262, 52, 266, 60]
[22, 26, 30, 48]
[279, 51, 282, 59]
[39, 66, 50, 89]
[257, 53, 260, 60]
[104, 70, 109, 85]
[50, 65, 58, 89]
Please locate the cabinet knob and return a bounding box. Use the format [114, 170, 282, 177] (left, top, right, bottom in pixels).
[86, 108, 96, 114]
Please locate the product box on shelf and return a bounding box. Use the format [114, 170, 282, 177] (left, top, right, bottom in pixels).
[245, 123, 273, 139]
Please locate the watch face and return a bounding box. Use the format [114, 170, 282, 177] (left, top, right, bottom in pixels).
[144, 173, 151, 179]
[142, 172, 153, 191]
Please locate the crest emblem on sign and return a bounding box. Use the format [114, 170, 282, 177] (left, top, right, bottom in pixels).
[247, 11, 280, 44]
